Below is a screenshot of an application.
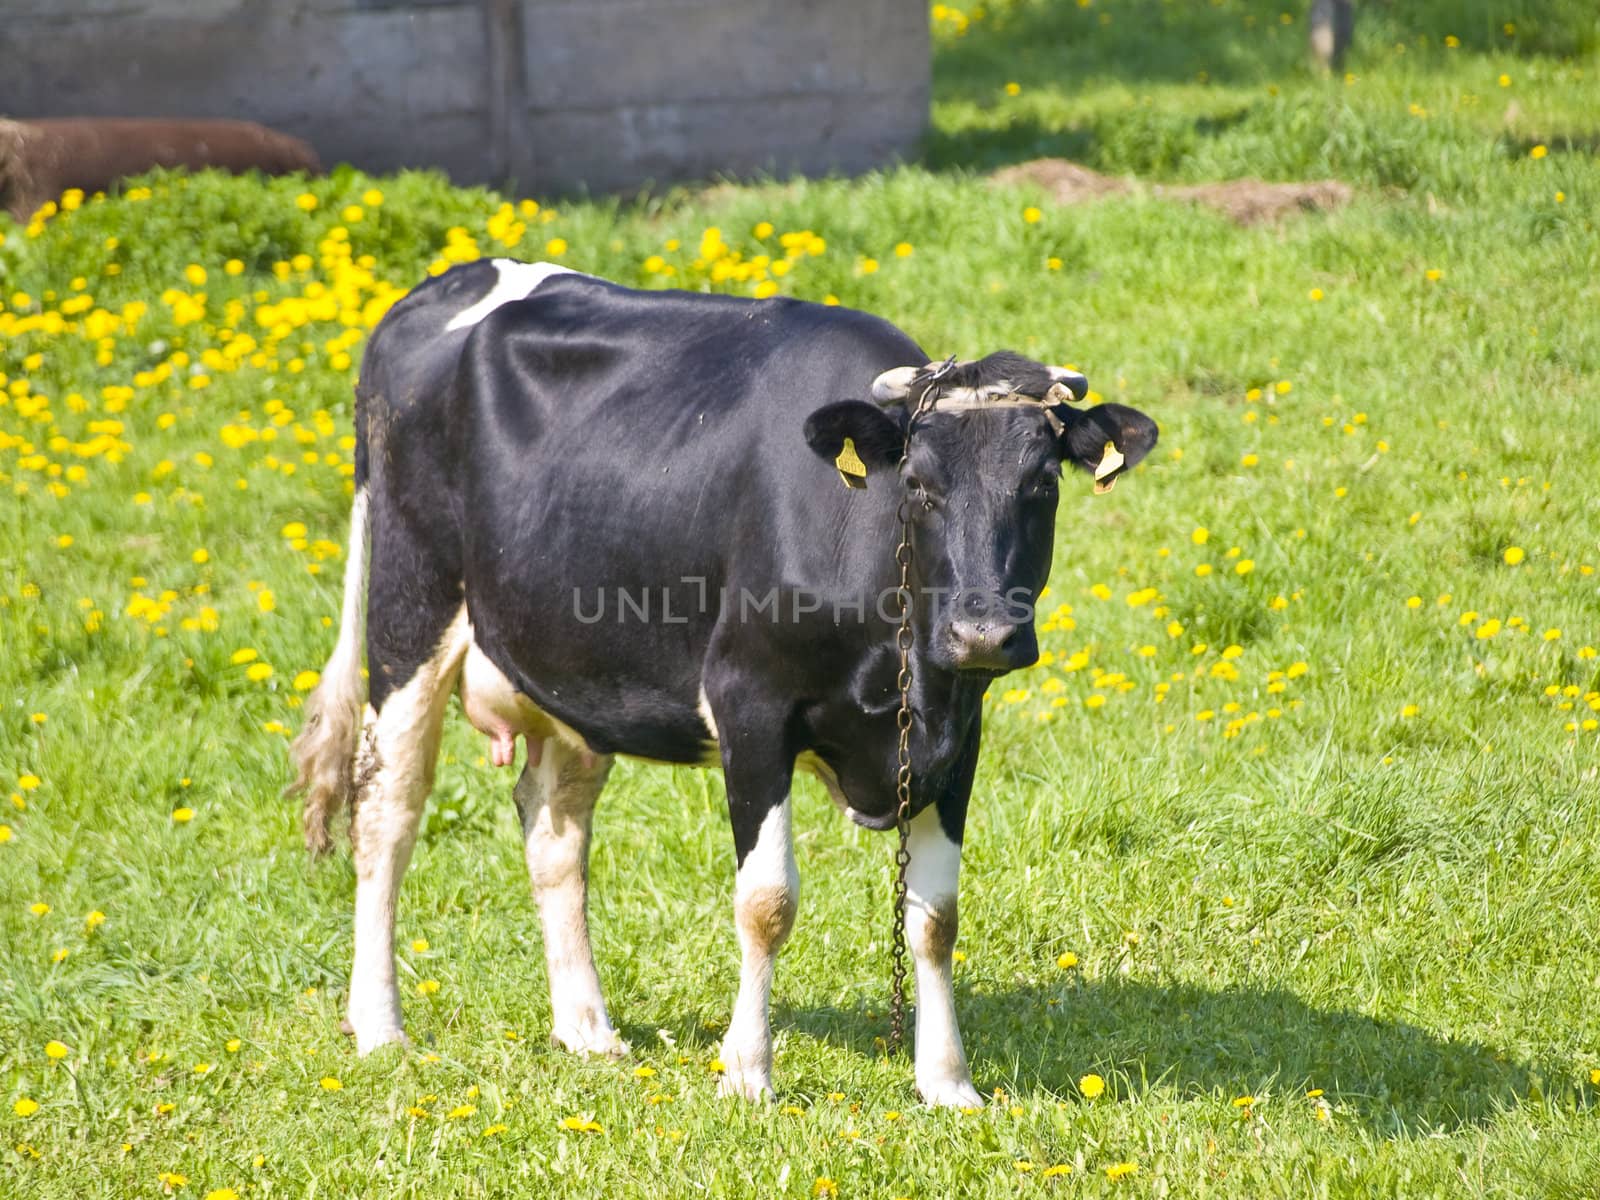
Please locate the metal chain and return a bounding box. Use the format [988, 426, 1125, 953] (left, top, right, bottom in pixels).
[887, 359, 954, 1056]
[888, 492, 916, 1054]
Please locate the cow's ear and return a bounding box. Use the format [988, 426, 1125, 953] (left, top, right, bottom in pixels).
[1056, 403, 1159, 492]
[804, 401, 906, 470]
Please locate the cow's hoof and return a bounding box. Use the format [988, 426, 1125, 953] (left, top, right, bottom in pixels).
[917, 1076, 984, 1109]
[551, 1025, 628, 1059]
[717, 1071, 774, 1102]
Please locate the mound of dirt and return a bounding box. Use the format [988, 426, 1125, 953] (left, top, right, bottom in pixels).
[991, 158, 1352, 226]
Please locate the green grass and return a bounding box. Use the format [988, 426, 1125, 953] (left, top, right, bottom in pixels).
[3, 1, 1600, 1195]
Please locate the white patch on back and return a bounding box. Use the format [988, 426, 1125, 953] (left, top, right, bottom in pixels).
[444, 259, 581, 332]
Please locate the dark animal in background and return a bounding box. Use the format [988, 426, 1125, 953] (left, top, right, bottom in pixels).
[0, 117, 319, 221]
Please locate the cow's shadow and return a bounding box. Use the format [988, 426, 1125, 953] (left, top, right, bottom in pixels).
[777, 977, 1544, 1135]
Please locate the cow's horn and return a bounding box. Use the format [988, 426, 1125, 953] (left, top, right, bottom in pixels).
[871, 365, 924, 405]
[1047, 366, 1089, 403]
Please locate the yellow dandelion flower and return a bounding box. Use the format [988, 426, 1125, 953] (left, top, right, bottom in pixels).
[417, 979, 440, 995]
[1056, 951, 1078, 969]
[172, 807, 194, 823]
[1079, 1073, 1105, 1098]
[1503, 546, 1525, 565]
[319, 1076, 342, 1091]
[1022, 206, 1042, 224]
[1105, 1162, 1139, 1179]
[14, 1097, 40, 1117]
[246, 663, 273, 682]
[293, 670, 320, 691]
[813, 1178, 838, 1198]
[204, 1190, 240, 1200]
[45, 1040, 68, 1059]
[85, 910, 106, 931]
[1530, 144, 1547, 159]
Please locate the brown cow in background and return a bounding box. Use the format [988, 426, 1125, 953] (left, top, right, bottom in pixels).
[0, 117, 319, 221]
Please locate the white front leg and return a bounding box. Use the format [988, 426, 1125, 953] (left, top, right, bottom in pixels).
[906, 804, 982, 1108]
[719, 798, 798, 1101]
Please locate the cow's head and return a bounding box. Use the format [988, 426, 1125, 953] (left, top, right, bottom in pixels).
[804, 351, 1157, 676]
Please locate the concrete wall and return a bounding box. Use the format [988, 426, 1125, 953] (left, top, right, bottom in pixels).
[0, 0, 929, 194]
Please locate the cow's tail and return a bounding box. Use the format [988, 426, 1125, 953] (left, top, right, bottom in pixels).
[286, 486, 370, 855]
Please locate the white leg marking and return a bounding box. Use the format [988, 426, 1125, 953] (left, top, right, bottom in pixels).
[697, 685, 720, 745]
[345, 608, 469, 1054]
[443, 259, 583, 331]
[719, 799, 799, 1101]
[906, 805, 982, 1108]
[518, 741, 624, 1057]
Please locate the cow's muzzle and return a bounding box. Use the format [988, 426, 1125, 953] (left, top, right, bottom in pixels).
[944, 617, 1039, 674]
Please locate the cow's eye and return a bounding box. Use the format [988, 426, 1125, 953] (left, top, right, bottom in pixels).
[1027, 475, 1059, 499]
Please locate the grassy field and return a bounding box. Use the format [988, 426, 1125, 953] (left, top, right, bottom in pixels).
[4, 1, 1600, 1195]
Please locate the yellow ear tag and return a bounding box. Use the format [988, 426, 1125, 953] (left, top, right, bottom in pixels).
[1093, 440, 1124, 494]
[835, 436, 868, 489]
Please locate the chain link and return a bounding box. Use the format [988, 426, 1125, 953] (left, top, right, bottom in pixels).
[887, 359, 954, 1056]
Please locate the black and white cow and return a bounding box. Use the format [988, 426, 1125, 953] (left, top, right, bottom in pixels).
[289, 258, 1157, 1106]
